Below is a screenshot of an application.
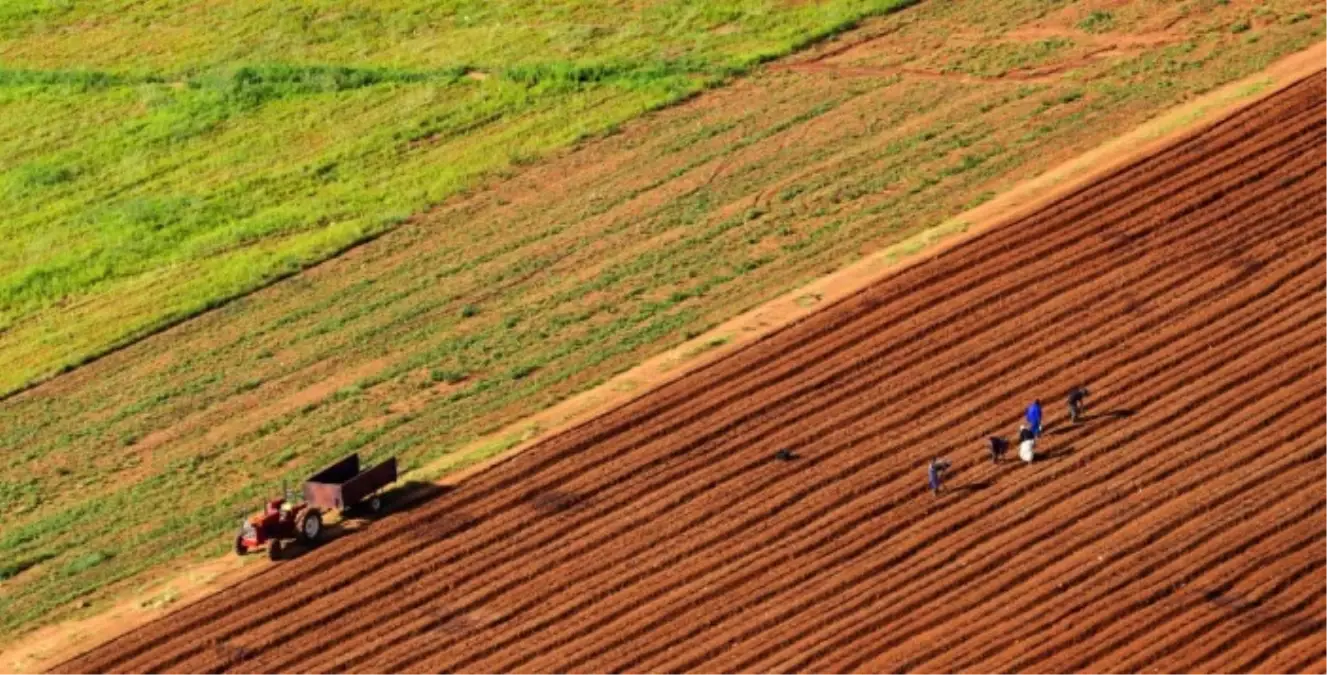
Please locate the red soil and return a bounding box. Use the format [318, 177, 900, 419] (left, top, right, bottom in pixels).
[55, 74, 1327, 674]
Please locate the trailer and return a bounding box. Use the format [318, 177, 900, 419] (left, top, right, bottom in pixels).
[303, 453, 398, 514]
[235, 453, 398, 559]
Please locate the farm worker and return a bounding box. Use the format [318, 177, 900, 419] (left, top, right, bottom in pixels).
[1017, 425, 1036, 463]
[1026, 399, 1043, 437]
[928, 457, 951, 495]
[1018, 424, 1036, 444]
[1067, 386, 1090, 424]
[987, 436, 1009, 464]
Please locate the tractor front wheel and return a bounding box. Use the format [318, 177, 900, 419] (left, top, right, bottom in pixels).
[268, 540, 282, 561]
[234, 536, 247, 557]
[297, 509, 323, 543]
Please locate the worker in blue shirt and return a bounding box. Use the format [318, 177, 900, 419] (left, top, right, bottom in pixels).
[1026, 399, 1043, 437]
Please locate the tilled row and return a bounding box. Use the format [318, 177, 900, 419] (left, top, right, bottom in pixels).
[58, 72, 1327, 674]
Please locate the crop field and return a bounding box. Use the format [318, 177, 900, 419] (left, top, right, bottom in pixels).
[56, 74, 1326, 673]
[0, 0, 1322, 644]
[0, 0, 931, 396]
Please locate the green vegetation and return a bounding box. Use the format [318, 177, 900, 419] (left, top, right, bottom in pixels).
[0, 0, 924, 396]
[62, 551, 113, 576]
[941, 38, 1077, 77]
[1077, 10, 1116, 33]
[0, 0, 1322, 648]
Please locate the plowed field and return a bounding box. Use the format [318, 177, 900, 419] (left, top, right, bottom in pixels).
[58, 74, 1327, 674]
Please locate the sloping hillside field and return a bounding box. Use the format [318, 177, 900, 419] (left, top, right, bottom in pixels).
[5, 0, 1323, 639]
[59, 74, 1326, 673]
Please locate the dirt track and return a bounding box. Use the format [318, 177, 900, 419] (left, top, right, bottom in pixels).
[58, 74, 1327, 674]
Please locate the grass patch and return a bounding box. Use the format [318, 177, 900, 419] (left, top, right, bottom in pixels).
[269, 446, 298, 467]
[0, 553, 56, 581]
[0, 0, 924, 397]
[138, 587, 180, 610]
[1077, 11, 1115, 34]
[63, 551, 114, 576]
[430, 368, 467, 384]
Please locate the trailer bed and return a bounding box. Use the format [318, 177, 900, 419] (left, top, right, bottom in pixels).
[303, 454, 397, 511]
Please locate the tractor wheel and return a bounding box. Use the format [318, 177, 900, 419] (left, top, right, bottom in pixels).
[367, 495, 383, 515]
[234, 536, 247, 557]
[297, 509, 323, 543]
[268, 540, 282, 561]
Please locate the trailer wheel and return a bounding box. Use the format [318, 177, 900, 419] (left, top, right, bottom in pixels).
[297, 509, 322, 543]
[234, 536, 247, 557]
[268, 540, 282, 561]
[368, 495, 383, 514]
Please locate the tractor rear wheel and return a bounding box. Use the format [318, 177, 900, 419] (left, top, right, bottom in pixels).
[268, 540, 282, 561]
[297, 509, 322, 543]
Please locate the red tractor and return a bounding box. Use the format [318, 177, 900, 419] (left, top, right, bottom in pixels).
[235, 497, 323, 560]
[235, 453, 397, 560]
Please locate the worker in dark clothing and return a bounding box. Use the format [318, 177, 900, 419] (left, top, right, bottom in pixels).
[1026, 399, 1043, 437]
[1068, 387, 1090, 424]
[928, 457, 951, 495]
[988, 436, 1009, 464]
[1018, 424, 1036, 444]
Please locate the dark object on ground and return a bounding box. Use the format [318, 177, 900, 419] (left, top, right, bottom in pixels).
[1068, 386, 1090, 424]
[928, 457, 951, 495]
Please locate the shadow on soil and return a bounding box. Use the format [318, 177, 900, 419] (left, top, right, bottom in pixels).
[1203, 588, 1326, 635]
[1085, 408, 1137, 423]
[525, 488, 587, 515]
[389, 480, 455, 512]
[1038, 445, 1077, 462]
[1045, 408, 1137, 437]
[948, 480, 992, 494]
